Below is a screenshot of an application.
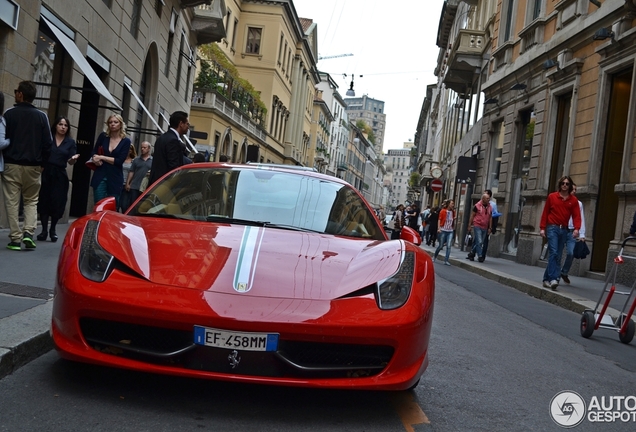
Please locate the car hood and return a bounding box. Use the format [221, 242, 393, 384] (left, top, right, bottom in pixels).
[96, 213, 403, 299]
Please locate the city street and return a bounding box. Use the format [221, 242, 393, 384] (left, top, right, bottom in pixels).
[1, 237, 635, 431]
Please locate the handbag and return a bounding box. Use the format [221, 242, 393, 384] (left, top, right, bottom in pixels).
[139, 175, 149, 192]
[85, 140, 104, 171]
[573, 241, 590, 259]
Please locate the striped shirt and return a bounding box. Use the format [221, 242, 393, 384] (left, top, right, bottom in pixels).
[439, 209, 455, 232]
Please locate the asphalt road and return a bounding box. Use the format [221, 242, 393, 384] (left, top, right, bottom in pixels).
[1, 251, 635, 431]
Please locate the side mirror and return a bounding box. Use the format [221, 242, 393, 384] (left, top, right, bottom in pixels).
[93, 196, 117, 213]
[400, 226, 422, 246]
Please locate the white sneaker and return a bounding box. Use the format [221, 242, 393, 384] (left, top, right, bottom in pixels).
[550, 280, 559, 290]
[543, 281, 551, 288]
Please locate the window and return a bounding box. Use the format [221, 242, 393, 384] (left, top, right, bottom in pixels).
[155, 0, 163, 16]
[175, 33, 185, 91]
[487, 121, 504, 194]
[532, 0, 541, 20]
[165, 32, 174, 77]
[503, 0, 516, 42]
[231, 18, 238, 50]
[102, 0, 112, 7]
[246, 27, 262, 54]
[278, 34, 284, 65]
[130, 0, 142, 38]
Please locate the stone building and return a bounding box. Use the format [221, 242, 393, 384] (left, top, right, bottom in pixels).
[344, 95, 386, 155]
[190, 0, 320, 166]
[0, 0, 224, 225]
[425, 0, 636, 278]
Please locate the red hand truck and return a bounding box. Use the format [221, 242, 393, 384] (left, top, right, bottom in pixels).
[580, 237, 636, 344]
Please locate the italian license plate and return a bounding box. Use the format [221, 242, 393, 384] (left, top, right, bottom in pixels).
[193, 326, 279, 352]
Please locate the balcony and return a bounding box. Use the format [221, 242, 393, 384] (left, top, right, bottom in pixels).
[192, 0, 226, 44]
[192, 89, 267, 143]
[443, 29, 487, 94]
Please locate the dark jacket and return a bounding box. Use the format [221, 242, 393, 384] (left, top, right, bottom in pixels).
[630, 211, 636, 236]
[148, 129, 185, 185]
[89, 132, 131, 192]
[3, 102, 52, 166]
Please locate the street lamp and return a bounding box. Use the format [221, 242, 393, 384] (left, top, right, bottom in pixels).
[344, 74, 363, 97]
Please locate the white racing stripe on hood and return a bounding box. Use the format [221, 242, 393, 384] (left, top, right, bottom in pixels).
[120, 222, 150, 279]
[233, 226, 265, 293]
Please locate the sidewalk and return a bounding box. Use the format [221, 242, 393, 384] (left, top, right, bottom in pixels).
[0, 225, 631, 380]
[420, 241, 629, 316]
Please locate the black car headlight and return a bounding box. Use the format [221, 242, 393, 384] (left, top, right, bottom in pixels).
[376, 250, 414, 310]
[78, 220, 114, 282]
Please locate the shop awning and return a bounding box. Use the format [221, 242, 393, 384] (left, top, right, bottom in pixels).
[125, 83, 197, 153]
[41, 16, 122, 111]
[124, 82, 162, 133]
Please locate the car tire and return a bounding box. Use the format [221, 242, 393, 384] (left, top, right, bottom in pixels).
[617, 315, 635, 344]
[406, 378, 420, 391]
[580, 311, 595, 338]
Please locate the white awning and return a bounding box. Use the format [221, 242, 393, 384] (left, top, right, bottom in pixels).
[123, 82, 163, 134]
[41, 16, 122, 110]
[124, 83, 196, 153]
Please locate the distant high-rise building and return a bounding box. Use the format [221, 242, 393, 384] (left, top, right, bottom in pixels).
[384, 148, 411, 207]
[344, 95, 386, 154]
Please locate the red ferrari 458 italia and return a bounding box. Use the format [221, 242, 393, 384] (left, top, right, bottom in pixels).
[52, 163, 435, 390]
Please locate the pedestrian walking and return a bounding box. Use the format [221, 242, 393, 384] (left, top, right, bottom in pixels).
[124, 141, 153, 209]
[466, 192, 492, 262]
[89, 114, 131, 208]
[434, 200, 456, 265]
[480, 189, 501, 261]
[427, 206, 439, 246]
[118, 143, 137, 212]
[37, 116, 79, 242]
[540, 175, 581, 290]
[0, 93, 9, 173]
[2, 81, 52, 250]
[391, 204, 405, 240]
[560, 183, 586, 284]
[420, 205, 431, 239]
[148, 111, 190, 186]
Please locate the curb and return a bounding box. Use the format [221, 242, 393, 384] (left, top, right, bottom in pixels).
[0, 301, 53, 380]
[426, 250, 621, 318]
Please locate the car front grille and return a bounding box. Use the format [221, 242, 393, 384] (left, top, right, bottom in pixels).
[79, 318, 394, 379]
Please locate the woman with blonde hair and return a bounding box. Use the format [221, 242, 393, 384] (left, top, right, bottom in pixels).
[89, 114, 131, 207]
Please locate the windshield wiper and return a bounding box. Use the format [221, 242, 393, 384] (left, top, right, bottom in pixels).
[261, 223, 323, 234]
[138, 213, 190, 220]
[206, 215, 267, 226]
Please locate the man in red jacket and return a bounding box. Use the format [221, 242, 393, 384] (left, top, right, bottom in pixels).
[540, 176, 581, 290]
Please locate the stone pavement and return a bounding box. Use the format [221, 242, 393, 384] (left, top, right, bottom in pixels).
[1, 224, 635, 380]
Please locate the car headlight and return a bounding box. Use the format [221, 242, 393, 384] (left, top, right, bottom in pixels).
[376, 250, 414, 310]
[78, 220, 114, 282]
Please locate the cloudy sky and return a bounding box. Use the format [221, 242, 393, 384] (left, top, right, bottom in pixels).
[293, 0, 444, 152]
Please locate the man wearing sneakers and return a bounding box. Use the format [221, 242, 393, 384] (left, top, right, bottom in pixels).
[2, 81, 52, 251]
[466, 192, 492, 262]
[540, 175, 581, 290]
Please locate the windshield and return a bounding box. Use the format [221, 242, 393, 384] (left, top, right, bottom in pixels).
[129, 167, 384, 240]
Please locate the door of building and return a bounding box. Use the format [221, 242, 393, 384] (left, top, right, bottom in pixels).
[591, 69, 632, 271]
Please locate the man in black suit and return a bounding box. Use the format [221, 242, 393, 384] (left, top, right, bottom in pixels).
[148, 111, 190, 185]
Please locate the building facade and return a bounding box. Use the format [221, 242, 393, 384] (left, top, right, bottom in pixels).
[0, 0, 224, 226]
[190, 0, 320, 167]
[424, 0, 636, 279]
[344, 95, 386, 155]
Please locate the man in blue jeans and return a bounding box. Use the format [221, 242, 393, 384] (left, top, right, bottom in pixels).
[560, 183, 585, 284]
[466, 193, 492, 262]
[539, 176, 581, 290]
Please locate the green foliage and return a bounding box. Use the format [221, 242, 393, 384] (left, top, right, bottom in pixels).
[354, 120, 376, 145]
[196, 44, 267, 122]
[409, 172, 421, 189]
